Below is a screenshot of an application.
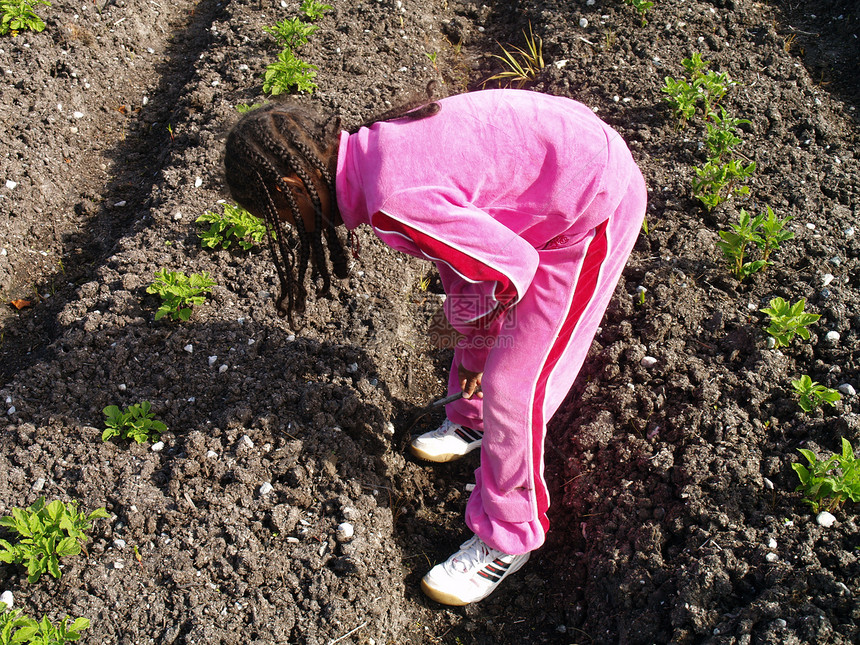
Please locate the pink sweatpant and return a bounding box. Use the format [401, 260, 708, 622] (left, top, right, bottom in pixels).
[444, 170, 647, 555]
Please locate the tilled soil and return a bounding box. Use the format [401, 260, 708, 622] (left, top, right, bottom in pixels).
[0, 1, 858, 643]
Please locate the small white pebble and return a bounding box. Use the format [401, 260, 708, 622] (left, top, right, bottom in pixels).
[318, 543, 327, 556]
[5, 180, 17, 190]
[32, 477, 46, 492]
[173, 212, 182, 221]
[113, 539, 127, 549]
[765, 552, 779, 562]
[822, 273, 834, 286]
[579, 17, 588, 28]
[286, 536, 300, 544]
[763, 477, 774, 490]
[7, 406, 16, 415]
[73, 111, 84, 119]
[845, 226, 855, 238]
[806, 222, 816, 230]
[465, 483, 476, 492]
[247, 338, 255, 345]
[259, 482, 274, 495]
[69, 126, 78, 134]
[194, 176, 203, 188]
[766, 337, 777, 349]
[118, 383, 127, 391]
[241, 435, 254, 449]
[113, 561, 124, 569]
[184, 344, 193, 353]
[206, 450, 218, 459]
[218, 364, 228, 373]
[825, 331, 840, 342]
[114, 200, 127, 207]
[768, 538, 777, 549]
[336, 522, 354, 541]
[384, 421, 395, 435]
[151, 441, 165, 452]
[817, 511, 836, 528]
[208, 355, 218, 366]
[838, 383, 855, 396]
[587, 0, 595, 5]
[0, 590, 13, 609]
[640, 356, 658, 368]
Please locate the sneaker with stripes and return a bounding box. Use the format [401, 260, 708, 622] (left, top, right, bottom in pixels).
[421, 535, 531, 605]
[409, 418, 483, 462]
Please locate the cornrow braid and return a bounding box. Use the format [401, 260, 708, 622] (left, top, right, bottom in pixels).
[224, 93, 441, 325]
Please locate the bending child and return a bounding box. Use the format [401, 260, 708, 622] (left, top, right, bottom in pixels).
[224, 88, 646, 606]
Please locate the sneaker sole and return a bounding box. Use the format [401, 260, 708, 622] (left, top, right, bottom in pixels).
[408, 443, 471, 463]
[420, 578, 473, 606]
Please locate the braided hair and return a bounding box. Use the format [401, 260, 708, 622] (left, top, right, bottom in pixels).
[224, 93, 440, 326]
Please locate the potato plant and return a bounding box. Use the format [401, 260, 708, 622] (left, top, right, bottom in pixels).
[0, 499, 109, 583]
[760, 297, 819, 348]
[0, 0, 51, 36]
[146, 269, 215, 321]
[793, 439, 860, 513]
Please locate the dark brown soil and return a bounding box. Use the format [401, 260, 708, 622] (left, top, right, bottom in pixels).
[1, 1, 858, 643]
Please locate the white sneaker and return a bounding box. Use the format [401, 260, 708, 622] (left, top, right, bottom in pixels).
[409, 418, 483, 462]
[421, 535, 531, 606]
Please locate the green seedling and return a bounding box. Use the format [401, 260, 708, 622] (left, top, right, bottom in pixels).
[236, 102, 266, 114]
[661, 76, 698, 126]
[0, 0, 51, 36]
[1, 601, 38, 645]
[717, 208, 767, 279]
[682, 52, 707, 77]
[692, 157, 756, 210]
[18, 614, 90, 645]
[485, 23, 545, 88]
[263, 17, 318, 49]
[425, 51, 438, 69]
[300, 0, 332, 21]
[716, 207, 791, 279]
[756, 206, 794, 262]
[623, 0, 654, 27]
[146, 269, 215, 321]
[760, 297, 819, 348]
[102, 401, 167, 444]
[263, 49, 318, 95]
[792, 438, 860, 513]
[705, 108, 749, 160]
[662, 54, 734, 126]
[791, 375, 841, 412]
[0, 498, 109, 584]
[696, 69, 732, 120]
[197, 203, 269, 251]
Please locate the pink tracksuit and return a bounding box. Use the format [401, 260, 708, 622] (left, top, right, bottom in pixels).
[335, 89, 646, 554]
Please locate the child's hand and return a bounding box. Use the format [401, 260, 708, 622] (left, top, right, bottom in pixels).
[428, 306, 464, 349]
[458, 365, 483, 399]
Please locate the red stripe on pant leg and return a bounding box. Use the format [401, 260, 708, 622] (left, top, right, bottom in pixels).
[530, 221, 610, 531]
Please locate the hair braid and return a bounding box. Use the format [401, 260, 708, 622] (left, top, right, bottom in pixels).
[224, 94, 441, 324]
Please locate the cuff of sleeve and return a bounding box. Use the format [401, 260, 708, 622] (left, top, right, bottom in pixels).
[457, 343, 492, 373]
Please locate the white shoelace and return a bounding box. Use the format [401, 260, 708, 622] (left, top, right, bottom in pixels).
[431, 418, 457, 437]
[452, 535, 495, 573]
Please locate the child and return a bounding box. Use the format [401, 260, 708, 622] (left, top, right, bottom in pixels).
[224, 89, 646, 606]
